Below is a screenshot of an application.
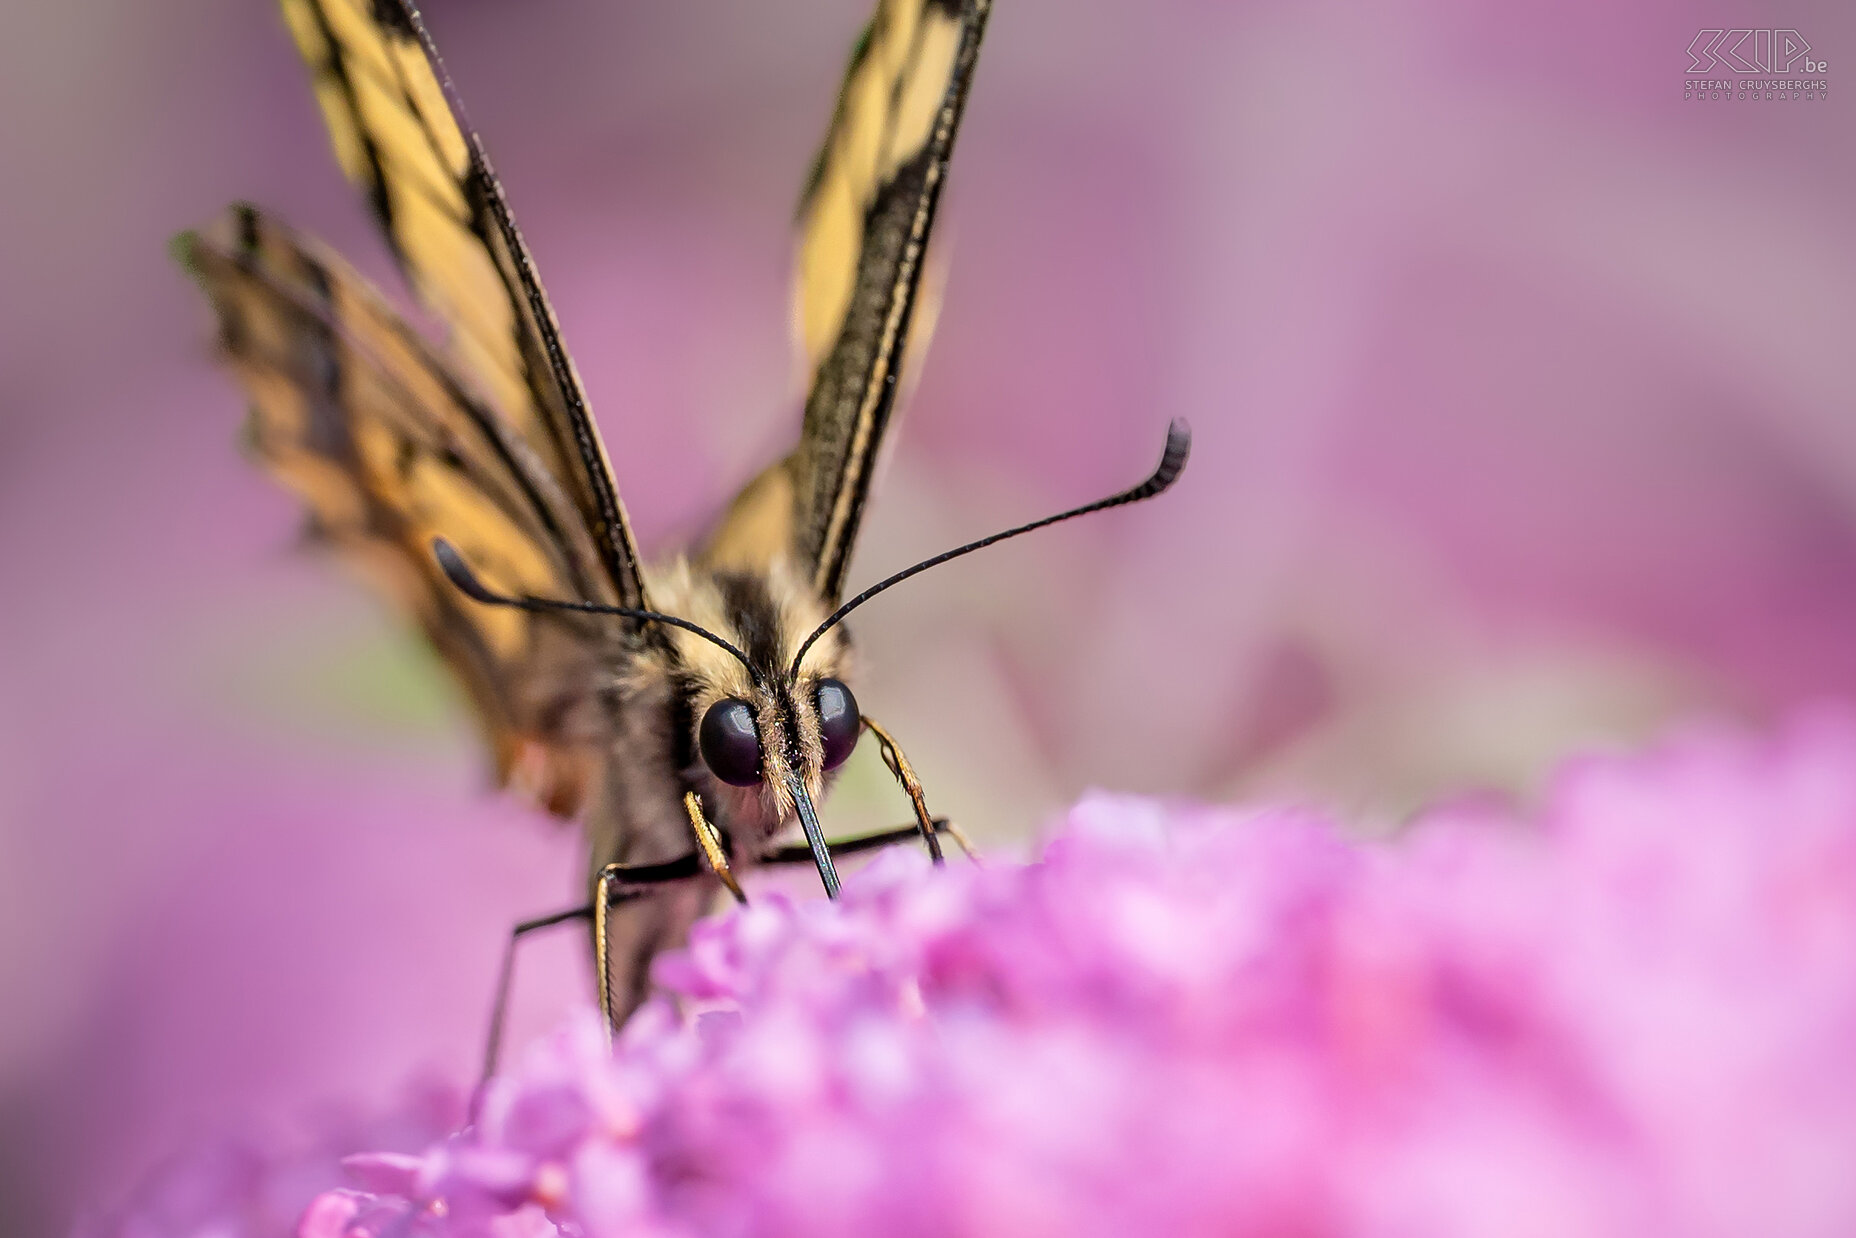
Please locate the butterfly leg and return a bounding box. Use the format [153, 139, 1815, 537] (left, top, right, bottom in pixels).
[591, 867, 630, 1048]
[861, 716, 980, 862]
[762, 817, 956, 865]
[473, 903, 591, 1118]
[475, 849, 704, 1109]
[683, 791, 748, 906]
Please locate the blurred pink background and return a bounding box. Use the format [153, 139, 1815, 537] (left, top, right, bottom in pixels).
[3, 0, 1854, 1232]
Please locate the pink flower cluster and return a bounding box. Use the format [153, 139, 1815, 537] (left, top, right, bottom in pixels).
[130, 714, 1856, 1237]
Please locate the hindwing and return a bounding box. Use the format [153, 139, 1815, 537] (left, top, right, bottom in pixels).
[180, 205, 606, 815]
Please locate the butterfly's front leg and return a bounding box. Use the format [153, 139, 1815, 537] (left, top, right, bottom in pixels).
[591, 859, 723, 1044]
[861, 716, 980, 863]
[761, 817, 960, 866]
[477, 852, 706, 1102]
[682, 791, 748, 906]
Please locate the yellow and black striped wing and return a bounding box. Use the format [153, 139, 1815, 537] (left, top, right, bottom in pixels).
[279, 0, 647, 611]
[706, 0, 991, 601]
[179, 205, 604, 816]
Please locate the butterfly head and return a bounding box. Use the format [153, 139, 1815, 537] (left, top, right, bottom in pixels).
[433, 538, 861, 843]
[642, 557, 862, 839]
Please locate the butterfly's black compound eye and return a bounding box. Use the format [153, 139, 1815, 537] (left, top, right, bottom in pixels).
[699, 698, 763, 787]
[815, 678, 861, 771]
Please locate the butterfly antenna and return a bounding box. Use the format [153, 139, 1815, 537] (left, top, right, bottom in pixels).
[432, 539, 759, 676]
[790, 419, 1191, 675]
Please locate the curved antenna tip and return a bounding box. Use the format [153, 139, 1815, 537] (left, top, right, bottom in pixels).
[789, 417, 1193, 675]
[432, 537, 498, 604]
[1154, 419, 1192, 490]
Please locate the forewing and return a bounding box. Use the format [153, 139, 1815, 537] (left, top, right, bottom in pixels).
[279, 0, 647, 610]
[767, 0, 992, 602]
[179, 205, 605, 816]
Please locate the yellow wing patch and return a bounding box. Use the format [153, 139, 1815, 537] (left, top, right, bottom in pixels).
[777, 0, 991, 602]
[283, 0, 516, 430]
[795, 5, 963, 367]
[279, 0, 648, 612]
